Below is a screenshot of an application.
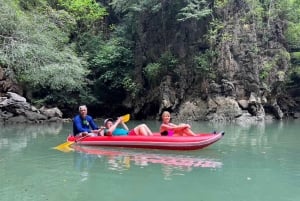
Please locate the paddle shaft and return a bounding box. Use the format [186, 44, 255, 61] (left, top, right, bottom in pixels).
[75, 135, 90, 143]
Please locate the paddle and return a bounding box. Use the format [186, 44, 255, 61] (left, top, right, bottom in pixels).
[53, 114, 130, 152]
[53, 135, 89, 152]
[121, 114, 130, 123]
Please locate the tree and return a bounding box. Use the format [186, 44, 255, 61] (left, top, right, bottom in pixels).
[177, 0, 212, 21]
[0, 0, 89, 107]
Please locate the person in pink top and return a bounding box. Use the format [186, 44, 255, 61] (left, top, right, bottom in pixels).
[160, 111, 197, 136]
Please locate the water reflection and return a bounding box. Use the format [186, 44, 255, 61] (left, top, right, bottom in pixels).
[0, 122, 63, 136]
[72, 146, 222, 180]
[0, 123, 63, 152]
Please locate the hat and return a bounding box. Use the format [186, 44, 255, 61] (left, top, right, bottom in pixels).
[104, 118, 113, 126]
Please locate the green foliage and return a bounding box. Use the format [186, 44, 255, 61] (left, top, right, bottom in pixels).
[260, 61, 274, 80]
[177, 0, 211, 21]
[289, 65, 300, 83]
[159, 51, 178, 70]
[244, 0, 300, 49]
[0, 0, 88, 102]
[244, 0, 264, 24]
[206, 19, 224, 46]
[144, 51, 178, 86]
[291, 52, 300, 62]
[76, 30, 105, 60]
[46, 8, 77, 33]
[288, 53, 300, 86]
[92, 37, 137, 100]
[32, 85, 97, 110]
[110, 0, 162, 15]
[275, 0, 300, 49]
[194, 50, 216, 80]
[259, 50, 290, 81]
[57, 0, 107, 22]
[18, 0, 46, 10]
[92, 37, 133, 73]
[278, 49, 291, 61]
[220, 32, 233, 42]
[122, 76, 140, 98]
[214, 0, 228, 8]
[0, 1, 19, 37]
[285, 22, 300, 49]
[144, 63, 162, 86]
[3, 0, 300, 114]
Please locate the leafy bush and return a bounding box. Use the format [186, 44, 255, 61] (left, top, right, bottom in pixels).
[144, 63, 162, 86]
[57, 0, 107, 22]
[0, 1, 89, 106]
[291, 52, 300, 63]
[177, 0, 211, 21]
[144, 51, 178, 87]
[260, 61, 274, 80]
[194, 50, 216, 80]
[92, 37, 136, 101]
[285, 22, 300, 49]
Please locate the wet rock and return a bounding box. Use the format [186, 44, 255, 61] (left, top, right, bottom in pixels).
[40, 106, 63, 118]
[238, 99, 249, 109]
[24, 111, 48, 121]
[235, 112, 264, 126]
[207, 97, 243, 121]
[5, 115, 28, 123]
[177, 100, 208, 121]
[294, 112, 300, 119]
[271, 101, 284, 119]
[7, 92, 26, 102]
[0, 92, 63, 124]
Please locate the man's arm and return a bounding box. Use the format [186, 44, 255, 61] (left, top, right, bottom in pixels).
[87, 116, 99, 130]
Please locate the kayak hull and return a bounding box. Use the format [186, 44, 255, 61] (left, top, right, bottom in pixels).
[67, 131, 224, 150]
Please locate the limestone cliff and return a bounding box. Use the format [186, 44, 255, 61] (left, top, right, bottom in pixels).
[128, 0, 299, 121]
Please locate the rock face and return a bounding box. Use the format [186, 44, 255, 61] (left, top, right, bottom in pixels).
[153, 1, 299, 123]
[0, 92, 63, 124]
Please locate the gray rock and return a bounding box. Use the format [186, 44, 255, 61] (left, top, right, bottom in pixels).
[294, 112, 300, 118]
[48, 117, 62, 122]
[39, 107, 63, 118]
[272, 102, 284, 119]
[238, 99, 249, 109]
[0, 98, 9, 107]
[235, 112, 262, 126]
[24, 111, 48, 121]
[0, 92, 63, 124]
[0, 110, 14, 118]
[207, 96, 243, 121]
[6, 115, 28, 123]
[7, 92, 26, 102]
[177, 100, 208, 121]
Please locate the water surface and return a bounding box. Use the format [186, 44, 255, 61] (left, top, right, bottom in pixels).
[0, 120, 299, 201]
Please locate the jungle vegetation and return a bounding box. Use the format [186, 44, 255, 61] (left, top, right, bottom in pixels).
[1, 0, 300, 116]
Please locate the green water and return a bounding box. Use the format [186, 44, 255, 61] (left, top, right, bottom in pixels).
[0, 120, 299, 201]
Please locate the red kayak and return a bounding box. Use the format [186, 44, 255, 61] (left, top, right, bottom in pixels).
[67, 131, 224, 150]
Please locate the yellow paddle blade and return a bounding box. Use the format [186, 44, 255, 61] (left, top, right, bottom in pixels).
[53, 141, 74, 153]
[122, 114, 130, 123]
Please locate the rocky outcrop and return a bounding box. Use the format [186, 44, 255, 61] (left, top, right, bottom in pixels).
[0, 92, 63, 124]
[127, 1, 300, 122]
[160, 1, 298, 122]
[168, 77, 280, 125]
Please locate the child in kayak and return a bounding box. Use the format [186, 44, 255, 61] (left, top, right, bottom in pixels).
[103, 116, 153, 136]
[160, 111, 197, 136]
